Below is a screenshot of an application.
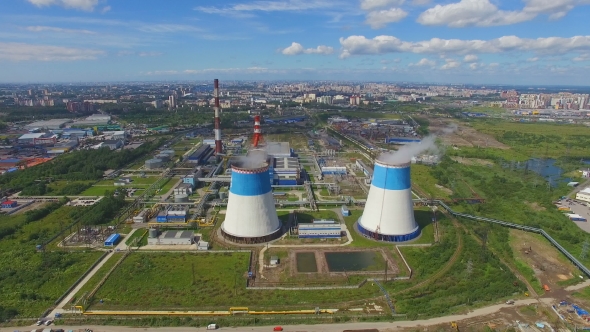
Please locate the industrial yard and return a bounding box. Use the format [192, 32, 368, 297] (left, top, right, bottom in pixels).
[4, 80, 590, 332]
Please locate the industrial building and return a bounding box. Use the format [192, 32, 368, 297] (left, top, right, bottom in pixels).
[221, 159, 282, 244]
[266, 142, 292, 158]
[17, 133, 53, 145]
[47, 141, 78, 155]
[174, 183, 193, 196]
[102, 140, 123, 150]
[298, 223, 342, 239]
[147, 230, 195, 245]
[385, 137, 421, 144]
[1, 200, 17, 208]
[341, 205, 350, 216]
[104, 233, 121, 247]
[24, 119, 71, 130]
[356, 159, 373, 179]
[145, 158, 163, 169]
[72, 114, 111, 127]
[188, 144, 213, 164]
[133, 209, 148, 223]
[271, 156, 300, 185]
[357, 160, 420, 242]
[321, 166, 347, 175]
[576, 188, 590, 202]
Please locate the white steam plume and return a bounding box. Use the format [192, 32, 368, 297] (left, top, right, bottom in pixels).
[379, 135, 438, 165]
[239, 149, 268, 169]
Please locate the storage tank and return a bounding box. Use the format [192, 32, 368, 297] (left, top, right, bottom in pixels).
[219, 191, 227, 200]
[221, 161, 281, 244]
[175, 194, 189, 203]
[357, 160, 420, 242]
[145, 158, 163, 169]
[149, 228, 158, 238]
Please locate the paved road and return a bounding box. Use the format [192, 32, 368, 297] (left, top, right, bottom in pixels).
[2, 299, 552, 332]
[47, 230, 135, 318]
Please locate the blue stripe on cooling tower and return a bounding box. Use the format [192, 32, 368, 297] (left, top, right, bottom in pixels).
[372, 164, 411, 190]
[230, 170, 272, 196]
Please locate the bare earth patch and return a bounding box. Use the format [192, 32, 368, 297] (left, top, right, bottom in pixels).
[435, 184, 453, 195]
[525, 201, 546, 212]
[451, 157, 494, 167]
[430, 119, 509, 149]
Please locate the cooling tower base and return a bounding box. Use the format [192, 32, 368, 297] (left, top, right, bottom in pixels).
[356, 222, 421, 242]
[221, 225, 282, 245]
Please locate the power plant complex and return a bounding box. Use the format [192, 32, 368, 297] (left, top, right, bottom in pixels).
[357, 159, 420, 242]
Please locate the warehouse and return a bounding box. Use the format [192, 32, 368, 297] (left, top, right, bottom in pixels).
[147, 230, 194, 245]
[188, 144, 213, 164]
[104, 233, 121, 247]
[24, 119, 71, 130]
[385, 137, 421, 144]
[173, 183, 193, 196]
[102, 140, 123, 150]
[18, 133, 49, 145]
[298, 224, 342, 239]
[47, 141, 79, 155]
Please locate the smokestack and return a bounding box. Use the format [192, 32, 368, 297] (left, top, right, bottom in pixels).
[214, 79, 222, 155]
[252, 115, 262, 148]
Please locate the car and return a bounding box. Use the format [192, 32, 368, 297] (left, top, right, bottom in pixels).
[36, 320, 42, 326]
[45, 319, 53, 325]
[207, 323, 218, 330]
[273, 327, 284, 331]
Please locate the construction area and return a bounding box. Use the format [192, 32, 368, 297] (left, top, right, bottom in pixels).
[61, 225, 117, 248]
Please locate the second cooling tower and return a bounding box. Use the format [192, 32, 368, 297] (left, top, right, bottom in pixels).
[357, 160, 420, 242]
[221, 163, 282, 244]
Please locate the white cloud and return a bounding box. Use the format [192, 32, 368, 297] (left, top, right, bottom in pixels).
[339, 34, 590, 58]
[412, 0, 431, 4]
[365, 8, 408, 28]
[441, 59, 461, 69]
[281, 42, 334, 55]
[25, 25, 96, 34]
[136, 24, 202, 33]
[463, 54, 478, 62]
[527, 57, 539, 62]
[138, 52, 162, 57]
[410, 58, 436, 66]
[0, 42, 103, 61]
[573, 54, 590, 61]
[469, 63, 479, 69]
[101, 5, 111, 13]
[26, 0, 101, 11]
[417, 0, 534, 27]
[417, 0, 590, 27]
[196, 0, 335, 17]
[360, 0, 405, 11]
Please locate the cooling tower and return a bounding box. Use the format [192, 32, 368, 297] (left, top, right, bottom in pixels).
[357, 160, 420, 242]
[221, 162, 282, 244]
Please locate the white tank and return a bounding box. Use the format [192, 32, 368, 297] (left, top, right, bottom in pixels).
[357, 160, 420, 242]
[221, 163, 281, 243]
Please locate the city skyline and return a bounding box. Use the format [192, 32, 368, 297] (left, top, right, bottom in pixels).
[1, 0, 590, 85]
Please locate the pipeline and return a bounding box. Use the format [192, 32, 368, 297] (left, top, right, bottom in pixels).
[73, 306, 334, 317]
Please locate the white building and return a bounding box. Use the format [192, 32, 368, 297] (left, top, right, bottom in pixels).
[169, 95, 177, 109]
[147, 230, 194, 245]
[576, 188, 590, 202]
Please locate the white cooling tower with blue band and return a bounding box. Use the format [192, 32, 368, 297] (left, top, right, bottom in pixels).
[221, 164, 282, 243]
[358, 160, 420, 242]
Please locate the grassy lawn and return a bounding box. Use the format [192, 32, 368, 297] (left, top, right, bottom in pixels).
[81, 186, 120, 196]
[125, 229, 148, 247]
[45, 180, 95, 195]
[91, 252, 382, 311]
[95, 176, 160, 186]
[157, 178, 178, 194]
[411, 164, 452, 199]
[69, 252, 123, 307]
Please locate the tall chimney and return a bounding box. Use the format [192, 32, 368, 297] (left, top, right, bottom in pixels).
[214, 79, 222, 154]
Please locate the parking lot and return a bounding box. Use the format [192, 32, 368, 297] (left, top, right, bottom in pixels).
[560, 198, 590, 233]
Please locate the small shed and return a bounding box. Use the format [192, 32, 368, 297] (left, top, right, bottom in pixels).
[341, 205, 350, 216]
[197, 241, 209, 251]
[270, 256, 280, 266]
[104, 233, 121, 247]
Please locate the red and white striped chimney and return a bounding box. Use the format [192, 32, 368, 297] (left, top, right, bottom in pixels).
[213, 79, 222, 154]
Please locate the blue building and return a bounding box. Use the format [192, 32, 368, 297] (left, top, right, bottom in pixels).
[104, 233, 120, 247]
[182, 175, 196, 188]
[1, 200, 17, 208]
[341, 205, 350, 217]
[385, 137, 421, 144]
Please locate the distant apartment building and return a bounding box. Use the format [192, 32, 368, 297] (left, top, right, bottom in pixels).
[316, 96, 332, 104]
[168, 95, 177, 109]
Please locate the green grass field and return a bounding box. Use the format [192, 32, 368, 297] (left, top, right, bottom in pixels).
[81, 186, 120, 196]
[91, 252, 382, 311]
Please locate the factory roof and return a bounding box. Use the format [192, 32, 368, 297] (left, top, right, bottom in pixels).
[103, 139, 122, 145]
[274, 157, 299, 169]
[0, 158, 21, 163]
[18, 133, 46, 140]
[162, 230, 194, 239]
[266, 142, 290, 157]
[24, 119, 71, 129]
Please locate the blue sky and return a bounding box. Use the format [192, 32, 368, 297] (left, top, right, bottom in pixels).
[1, 0, 590, 84]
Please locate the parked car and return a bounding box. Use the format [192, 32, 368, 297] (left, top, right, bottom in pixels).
[207, 323, 218, 330]
[273, 327, 284, 331]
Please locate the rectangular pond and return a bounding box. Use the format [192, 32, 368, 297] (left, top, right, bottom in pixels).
[325, 251, 384, 272]
[296, 252, 318, 273]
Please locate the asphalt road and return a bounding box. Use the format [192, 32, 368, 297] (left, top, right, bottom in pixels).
[2, 299, 551, 332]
